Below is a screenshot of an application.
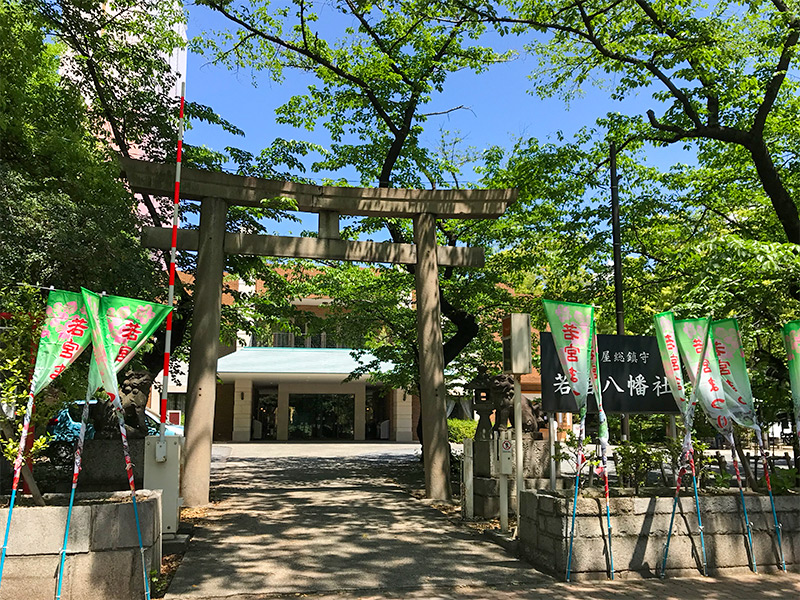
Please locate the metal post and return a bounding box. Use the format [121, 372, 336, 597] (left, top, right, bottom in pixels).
[182, 197, 227, 507]
[610, 142, 629, 441]
[514, 376, 523, 531]
[464, 438, 474, 520]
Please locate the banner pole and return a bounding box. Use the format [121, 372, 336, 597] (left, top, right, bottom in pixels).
[729, 442, 756, 572]
[55, 384, 93, 599]
[112, 398, 151, 600]
[549, 413, 557, 491]
[513, 376, 523, 537]
[602, 468, 614, 579]
[159, 80, 186, 445]
[589, 322, 613, 580]
[688, 454, 707, 576]
[0, 291, 91, 591]
[660, 458, 686, 577]
[0, 309, 46, 586]
[0, 387, 36, 589]
[686, 320, 713, 577]
[565, 417, 585, 582]
[756, 442, 786, 570]
[659, 315, 711, 577]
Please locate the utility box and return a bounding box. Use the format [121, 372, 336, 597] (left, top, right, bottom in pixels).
[144, 436, 183, 535]
[502, 313, 532, 374]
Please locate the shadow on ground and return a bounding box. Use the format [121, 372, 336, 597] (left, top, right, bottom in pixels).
[166, 451, 546, 598]
[165, 449, 800, 600]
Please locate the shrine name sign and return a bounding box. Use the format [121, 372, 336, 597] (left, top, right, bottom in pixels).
[541, 332, 678, 414]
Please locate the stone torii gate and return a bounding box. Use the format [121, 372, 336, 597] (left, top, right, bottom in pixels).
[122, 157, 515, 504]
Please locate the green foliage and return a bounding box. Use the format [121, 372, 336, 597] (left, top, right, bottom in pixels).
[628, 415, 671, 444]
[31, 0, 188, 163]
[0, 2, 158, 296]
[661, 436, 714, 488]
[447, 418, 477, 443]
[615, 441, 665, 492]
[190, 2, 533, 396]
[557, 430, 601, 472]
[710, 468, 733, 489]
[462, 0, 800, 431]
[764, 467, 798, 494]
[195, 0, 511, 187]
[187, 0, 800, 452]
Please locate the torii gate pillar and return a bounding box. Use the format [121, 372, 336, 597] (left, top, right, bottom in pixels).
[183, 197, 226, 506]
[414, 213, 449, 499]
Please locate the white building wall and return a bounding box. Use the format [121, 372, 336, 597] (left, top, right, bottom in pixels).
[232, 379, 253, 441]
[393, 389, 413, 442]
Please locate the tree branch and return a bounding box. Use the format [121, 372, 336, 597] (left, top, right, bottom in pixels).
[343, 0, 415, 88]
[421, 105, 470, 117]
[201, 0, 402, 136]
[752, 26, 800, 134]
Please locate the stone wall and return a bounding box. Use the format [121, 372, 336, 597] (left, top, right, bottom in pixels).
[0, 490, 162, 599]
[518, 489, 799, 580]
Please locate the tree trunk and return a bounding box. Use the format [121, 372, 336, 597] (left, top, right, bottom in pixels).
[748, 139, 800, 244]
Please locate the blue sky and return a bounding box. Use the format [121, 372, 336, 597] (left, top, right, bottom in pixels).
[182, 5, 693, 235]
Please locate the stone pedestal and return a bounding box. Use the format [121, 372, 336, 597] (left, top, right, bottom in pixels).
[0, 490, 162, 599]
[470, 433, 552, 518]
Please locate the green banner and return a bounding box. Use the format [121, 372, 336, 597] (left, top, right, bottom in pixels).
[653, 312, 692, 424]
[711, 318, 759, 432]
[81, 288, 121, 404]
[87, 294, 172, 392]
[542, 300, 593, 422]
[30, 290, 93, 396]
[674, 318, 734, 435]
[783, 320, 800, 443]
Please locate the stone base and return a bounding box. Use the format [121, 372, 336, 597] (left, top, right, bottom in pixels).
[470, 434, 554, 519]
[474, 434, 551, 479]
[473, 476, 567, 518]
[518, 489, 800, 580]
[0, 490, 162, 599]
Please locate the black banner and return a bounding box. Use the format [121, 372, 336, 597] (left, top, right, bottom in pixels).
[541, 332, 679, 414]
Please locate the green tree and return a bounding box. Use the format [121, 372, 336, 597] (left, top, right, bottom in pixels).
[23, 1, 300, 400]
[0, 3, 171, 484]
[468, 0, 800, 244]
[0, 2, 157, 297]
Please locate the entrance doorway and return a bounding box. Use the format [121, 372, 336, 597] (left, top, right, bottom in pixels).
[252, 387, 278, 440]
[288, 393, 355, 440]
[365, 387, 390, 440]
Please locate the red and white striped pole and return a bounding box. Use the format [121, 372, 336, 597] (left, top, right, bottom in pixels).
[159, 80, 185, 441]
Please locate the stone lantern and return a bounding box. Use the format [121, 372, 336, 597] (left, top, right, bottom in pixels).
[466, 366, 494, 442]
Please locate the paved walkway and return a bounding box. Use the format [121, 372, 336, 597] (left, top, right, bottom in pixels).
[165, 443, 800, 600]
